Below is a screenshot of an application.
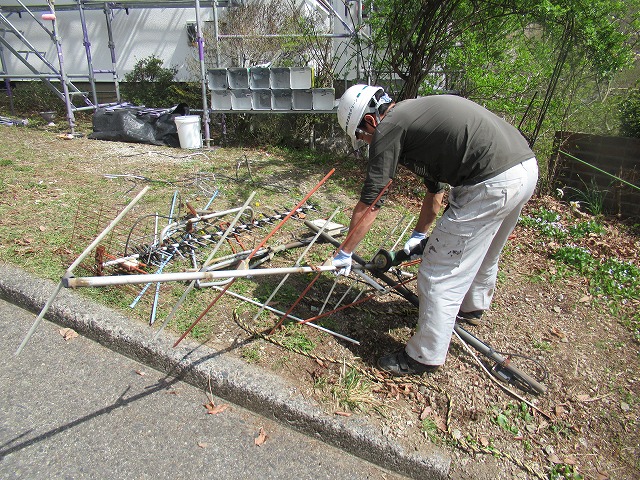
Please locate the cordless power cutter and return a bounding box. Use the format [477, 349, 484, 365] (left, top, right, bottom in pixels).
[369, 237, 429, 272]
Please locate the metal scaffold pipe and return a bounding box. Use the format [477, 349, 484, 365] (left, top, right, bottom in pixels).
[63, 264, 339, 289]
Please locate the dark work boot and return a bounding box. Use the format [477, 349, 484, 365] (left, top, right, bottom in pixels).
[377, 349, 440, 376]
[456, 310, 484, 326]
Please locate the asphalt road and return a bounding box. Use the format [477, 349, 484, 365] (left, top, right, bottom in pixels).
[0, 299, 405, 480]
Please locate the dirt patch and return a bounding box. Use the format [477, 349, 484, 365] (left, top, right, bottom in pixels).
[0, 124, 639, 479]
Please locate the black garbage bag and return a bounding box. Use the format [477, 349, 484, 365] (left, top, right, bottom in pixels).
[88, 103, 189, 147]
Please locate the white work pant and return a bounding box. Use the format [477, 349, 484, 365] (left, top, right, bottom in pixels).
[405, 158, 539, 366]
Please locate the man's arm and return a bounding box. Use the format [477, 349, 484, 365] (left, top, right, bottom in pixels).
[413, 191, 444, 234]
[339, 200, 381, 254]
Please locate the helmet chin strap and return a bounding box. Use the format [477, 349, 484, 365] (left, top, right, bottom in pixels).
[347, 140, 369, 157]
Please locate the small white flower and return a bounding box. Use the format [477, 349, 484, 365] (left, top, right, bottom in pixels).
[556, 188, 564, 198]
[570, 200, 581, 211]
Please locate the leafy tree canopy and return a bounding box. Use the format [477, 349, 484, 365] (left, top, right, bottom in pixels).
[366, 0, 638, 100]
[620, 86, 640, 138]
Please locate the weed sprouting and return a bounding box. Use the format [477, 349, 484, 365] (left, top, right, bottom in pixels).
[420, 417, 440, 443]
[549, 420, 575, 438]
[331, 364, 382, 413]
[242, 344, 262, 363]
[276, 324, 316, 353]
[490, 402, 534, 436]
[492, 411, 519, 434]
[533, 340, 553, 352]
[548, 463, 584, 480]
[564, 177, 608, 216]
[620, 311, 640, 343]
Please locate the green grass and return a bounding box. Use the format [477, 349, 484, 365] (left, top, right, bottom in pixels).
[420, 417, 441, 443]
[331, 365, 382, 413]
[552, 246, 639, 300]
[533, 340, 553, 352]
[276, 324, 316, 353]
[241, 344, 262, 363]
[568, 220, 606, 238]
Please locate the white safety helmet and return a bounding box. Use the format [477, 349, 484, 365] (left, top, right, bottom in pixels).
[337, 84, 389, 149]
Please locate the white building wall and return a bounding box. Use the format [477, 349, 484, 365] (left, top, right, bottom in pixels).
[330, 0, 368, 81]
[1, 1, 364, 83]
[1, 4, 213, 81]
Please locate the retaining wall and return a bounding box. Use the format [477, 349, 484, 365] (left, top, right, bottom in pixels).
[550, 131, 640, 219]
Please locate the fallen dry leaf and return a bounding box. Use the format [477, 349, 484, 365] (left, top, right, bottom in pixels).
[479, 436, 490, 447]
[59, 327, 78, 341]
[547, 453, 561, 464]
[254, 427, 267, 446]
[135, 370, 146, 376]
[575, 393, 613, 403]
[203, 400, 229, 415]
[334, 411, 352, 417]
[550, 326, 566, 339]
[419, 408, 448, 432]
[39, 225, 46, 231]
[419, 406, 433, 421]
[197, 442, 208, 448]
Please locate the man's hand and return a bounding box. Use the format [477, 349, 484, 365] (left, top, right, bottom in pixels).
[403, 230, 427, 254]
[332, 250, 353, 276]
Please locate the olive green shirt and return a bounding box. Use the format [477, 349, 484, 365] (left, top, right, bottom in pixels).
[360, 95, 534, 205]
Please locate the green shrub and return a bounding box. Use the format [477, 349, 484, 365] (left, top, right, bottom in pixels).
[121, 55, 180, 107]
[619, 86, 640, 138]
[564, 177, 608, 216]
[4, 81, 65, 114]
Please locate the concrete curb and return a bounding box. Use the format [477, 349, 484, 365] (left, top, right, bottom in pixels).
[0, 263, 451, 479]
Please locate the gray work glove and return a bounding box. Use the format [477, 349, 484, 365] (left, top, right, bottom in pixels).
[332, 250, 353, 276]
[403, 230, 427, 254]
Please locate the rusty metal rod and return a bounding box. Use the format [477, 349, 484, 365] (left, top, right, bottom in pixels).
[250, 207, 341, 324]
[296, 275, 418, 326]
[211, 286, 359, 345]
[270, 179, 392, 333]
[244, 169, 335, 263]
[172, 169, 335, 347]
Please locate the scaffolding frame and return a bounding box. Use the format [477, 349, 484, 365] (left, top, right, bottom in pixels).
[0, 0, 368, 142]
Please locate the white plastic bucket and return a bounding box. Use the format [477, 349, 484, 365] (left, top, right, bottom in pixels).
[174, 115, 202, 149]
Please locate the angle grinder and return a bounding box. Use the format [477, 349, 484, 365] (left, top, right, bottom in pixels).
[369, 237, 428, 272]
